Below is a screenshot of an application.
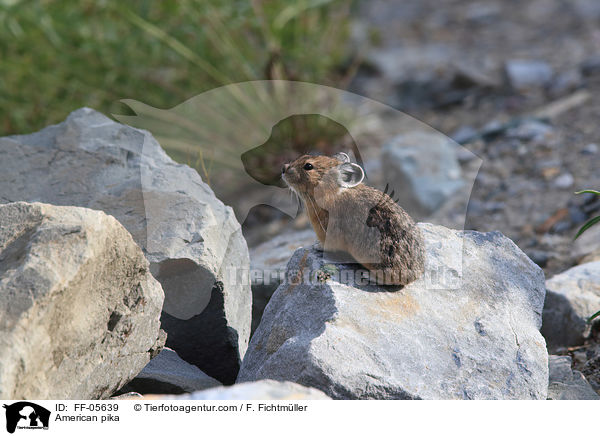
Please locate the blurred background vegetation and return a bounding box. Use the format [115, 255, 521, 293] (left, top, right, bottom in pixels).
[0, 0, 355, 136]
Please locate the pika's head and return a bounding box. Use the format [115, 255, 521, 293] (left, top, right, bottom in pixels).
[281, 152, 364, 197]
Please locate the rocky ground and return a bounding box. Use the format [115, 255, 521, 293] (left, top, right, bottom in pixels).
[349, 0, 600, 390]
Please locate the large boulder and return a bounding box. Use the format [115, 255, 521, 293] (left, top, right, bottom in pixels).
[120, 348, 221, 395]
[547, 355, 599, 400]
[0, 202, 164, 399]
[381, 132, 465, 219]
[541, 261, 600, 349]
[0, 108, 251, 384]
[161, 380, 330, 400]
[238, 223, 548, 399]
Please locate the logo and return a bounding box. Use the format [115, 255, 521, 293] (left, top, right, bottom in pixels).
[2, 402, 50, 433]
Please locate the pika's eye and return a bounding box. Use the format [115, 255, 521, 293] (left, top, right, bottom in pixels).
[303, 163, 314, 171]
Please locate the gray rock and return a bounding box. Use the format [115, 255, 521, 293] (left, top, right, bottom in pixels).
[481, 119, 507, 138]
[465, 2, 501, 23]
[549, 69, 582, 97]
[547, 355, 599, 400]
[506, 120, 554, 143]
[526, 250, 550, 268]
[541, 261, 600, 348]
[164, 380, 330, 400]
[111, 392, 143, 399]
[451, 125, 478, 145]
[121, 348, 221, 395]
[581, 55, 600, 76]
[0, 108, 251, 384]
[0, 202, 164, 399]
[249, 229, 316, 333]
[239, 223, 548, 400]
[553, 173, 574, 189]
[382, 132, 465, 218]
[569, 206, 589, 226]
[582, 350, 600, 392]
[364, 45, 493, 108]
[552, 220, 572, 234]
[574, 0, 600, 21]
[573, 224, 600, 264]
[451, 62, 499, 89]
[367, 45, 454, 86]
[582, 143, 599, 155]
[504, 59, 553, 90]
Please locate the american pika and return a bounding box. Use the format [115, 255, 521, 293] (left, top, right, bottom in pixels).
[282, 153, 425, 286]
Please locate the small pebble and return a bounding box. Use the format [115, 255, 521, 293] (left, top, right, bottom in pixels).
[552, 220, 572, 233]
[541, 167, 560, 180]
[480, 120, 506, 140]
[581, 55, 600, 76]
[582, 143, 598, 155]
[506, 120, 553, 142]
[549, 69, 582, 97]
[568, 206, 588, 225]
[504, 59, 553, 90]
[573, 350, 588, 366]
[465, 2, 501, 23]
[553, 173, 574, 189]
[451, 125, 478, 144]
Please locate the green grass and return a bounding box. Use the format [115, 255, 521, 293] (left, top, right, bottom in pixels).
[0, 0, 354, 136]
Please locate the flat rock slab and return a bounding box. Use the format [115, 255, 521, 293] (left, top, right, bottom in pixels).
[239, 223, 548, 399]
[0, 202, 164, 399]
[0, 108, 251, 384]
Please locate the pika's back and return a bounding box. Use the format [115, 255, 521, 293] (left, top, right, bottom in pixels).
[334, 183, 425, 281]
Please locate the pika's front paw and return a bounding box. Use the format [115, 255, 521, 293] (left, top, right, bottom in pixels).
[312, 240, 324, 252]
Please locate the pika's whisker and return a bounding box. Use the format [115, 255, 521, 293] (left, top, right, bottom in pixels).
[306, 194, 327, 235]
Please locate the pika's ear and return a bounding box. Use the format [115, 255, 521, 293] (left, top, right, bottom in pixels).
[333, 152, 351, 163]
[338, 162, 364, 188]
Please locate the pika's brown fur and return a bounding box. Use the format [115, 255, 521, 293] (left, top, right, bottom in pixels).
[282, 153, 425, 286]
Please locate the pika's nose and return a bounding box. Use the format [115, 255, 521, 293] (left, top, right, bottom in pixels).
[282, 164, 290, 174]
